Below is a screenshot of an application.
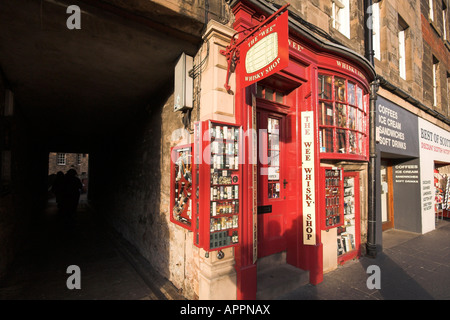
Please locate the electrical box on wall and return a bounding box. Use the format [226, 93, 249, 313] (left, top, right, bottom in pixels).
[174, 53, 193, 112]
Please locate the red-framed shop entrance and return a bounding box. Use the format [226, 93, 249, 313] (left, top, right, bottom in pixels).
[230, 1, 375, 300]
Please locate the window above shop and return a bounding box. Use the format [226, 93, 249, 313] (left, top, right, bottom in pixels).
[443, 1, 448, 41]
[433, 56, 440, 108]
[332, 0, 350, 38]
[429, 0, 435, 21]
[318, 73, 369, 159]
[398, 15, 409, 80]
[372, 1, 381, 61]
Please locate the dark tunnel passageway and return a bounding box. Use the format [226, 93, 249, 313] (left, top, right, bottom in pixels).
[0, 0, 203, 299]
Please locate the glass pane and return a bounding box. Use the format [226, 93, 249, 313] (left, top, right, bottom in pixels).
[268, 118, 279, 134]
[256, 84, 263, 98]
[337, 129, 347, 153]
[358, 134, 365, 155]
[348, 106, 356, 130]
[335, 103, 347, 128]
[268, 135, 279, 151]
[319, 102, 334, 126]
[268, 182, 280, 198]
[268, 117, 280, 198]
[268, 151, 279, 166]
[265, 87, 274, 101]
[363, 93, 368, 113]
[335, 77, 346, 102]
[349, 131, 357, 154]
[320, 128, 334, 153]
[275, 91, 284, 103]
[348, 82, 356, 105]
[318, 74, 333, 100]
[357, 109, 363, 132]
[357, 87, 363, 109]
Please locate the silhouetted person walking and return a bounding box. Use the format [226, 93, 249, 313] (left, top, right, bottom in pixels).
[51, 171, 65, 210]
[61, 169, 83, 225]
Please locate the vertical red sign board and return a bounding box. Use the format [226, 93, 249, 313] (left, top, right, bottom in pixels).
[240, 11, 289, 88]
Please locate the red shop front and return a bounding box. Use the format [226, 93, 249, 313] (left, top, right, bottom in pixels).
[169, 1, 376, 300]
[229, 1, 375, 300]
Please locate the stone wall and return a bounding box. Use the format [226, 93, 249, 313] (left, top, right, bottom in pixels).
[88, 81, 200, 298]
[420, 0, 450, 117]
[0, 83, 49, 279]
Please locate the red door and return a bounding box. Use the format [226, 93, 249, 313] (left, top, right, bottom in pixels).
[257, 109, 289, 258]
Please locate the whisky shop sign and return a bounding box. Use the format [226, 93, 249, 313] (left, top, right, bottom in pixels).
[240, 10, 289, 87]
[220, 5, 290, 91]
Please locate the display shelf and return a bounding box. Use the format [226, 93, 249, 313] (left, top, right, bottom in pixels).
[194, 120, 242, 252]
[321, 167, 344, 230]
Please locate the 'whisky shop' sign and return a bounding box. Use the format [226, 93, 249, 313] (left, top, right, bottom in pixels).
[240, 10, 289, 88]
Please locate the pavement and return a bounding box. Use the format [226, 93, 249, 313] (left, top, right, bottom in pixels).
[1, 195, 449, 301]
[279, 218, 450, 300]
[0, 197, 184, 300]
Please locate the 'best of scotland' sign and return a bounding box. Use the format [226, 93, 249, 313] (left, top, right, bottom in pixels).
[302, 112, 316, 245]
[240, 11, 289, 88]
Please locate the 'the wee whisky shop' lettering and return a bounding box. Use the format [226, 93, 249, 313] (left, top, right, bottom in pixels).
[301, 112, 316, 245]
[336, 60, 364, 79]
[288, 39, 304, 53]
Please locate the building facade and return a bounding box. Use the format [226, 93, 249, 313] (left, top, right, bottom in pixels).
[167, 0, 377, 299]
[48, 152, 89, 177]
[372, 0, 450, 243]
[1, 0, 448, 301]
[163, 0, 450, 299]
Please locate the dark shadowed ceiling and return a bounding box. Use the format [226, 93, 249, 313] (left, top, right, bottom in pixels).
[0, 0, 206, 151]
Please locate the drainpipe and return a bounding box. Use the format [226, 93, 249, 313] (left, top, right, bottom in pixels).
[364, 0, 378, 258]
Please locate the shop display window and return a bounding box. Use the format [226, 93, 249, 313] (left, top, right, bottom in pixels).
[338, 176, 356, 256]
[170, 145, 194, 230]
[321, 167, 344, 230]
[435, 169, 450, 219]
[318, 73, 368, 158]
[337, 172, 361, 264]
[193, 121, 242, 252]
[320, 168, 361, 262]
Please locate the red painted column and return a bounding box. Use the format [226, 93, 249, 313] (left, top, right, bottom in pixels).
[232, 2, 258, 300]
